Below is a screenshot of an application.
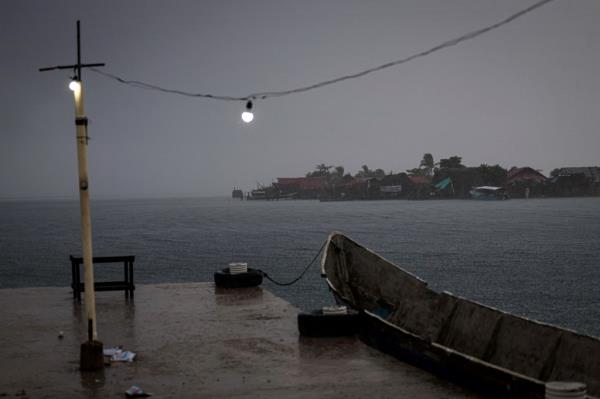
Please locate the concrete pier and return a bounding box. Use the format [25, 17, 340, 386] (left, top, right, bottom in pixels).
[0, 283, 478, 398]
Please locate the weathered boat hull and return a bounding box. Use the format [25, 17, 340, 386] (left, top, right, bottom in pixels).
[321, 232, 600, 398]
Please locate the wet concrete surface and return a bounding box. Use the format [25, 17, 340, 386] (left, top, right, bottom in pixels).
[0, 283, 479, 398]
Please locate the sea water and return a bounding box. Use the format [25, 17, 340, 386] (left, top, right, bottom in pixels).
[1, 197, 599, 337]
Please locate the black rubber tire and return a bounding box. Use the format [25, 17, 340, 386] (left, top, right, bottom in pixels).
[214, 268, 263, 288]
[297, 310, 360, 337]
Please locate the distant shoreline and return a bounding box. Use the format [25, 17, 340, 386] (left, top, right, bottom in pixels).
[3, 195, 600, 203]
[0, 194, 232, 202]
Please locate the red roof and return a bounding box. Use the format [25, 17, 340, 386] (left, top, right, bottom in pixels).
[336, 177, 368, 189]
[276, 177, 327, 190]
[408, 175, 431, 185]
[507, 167, 546, 184]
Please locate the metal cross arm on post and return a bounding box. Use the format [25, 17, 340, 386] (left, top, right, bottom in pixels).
[39, 20, 105, 81]
[39, 20, 105, 372]
[39, 63, 105, 72]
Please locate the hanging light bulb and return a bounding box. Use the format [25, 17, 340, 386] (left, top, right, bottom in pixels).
[69, 79, 81, 92]
[241, 100, 254, 123]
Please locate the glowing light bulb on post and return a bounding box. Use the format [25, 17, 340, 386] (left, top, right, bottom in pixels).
[69, 80, 81, 92]
[241, 100, 254, 123]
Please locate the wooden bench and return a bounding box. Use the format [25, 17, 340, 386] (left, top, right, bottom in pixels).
[70, 255, 135, 301]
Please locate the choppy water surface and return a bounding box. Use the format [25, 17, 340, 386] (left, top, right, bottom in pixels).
[1, 197, 599, 337]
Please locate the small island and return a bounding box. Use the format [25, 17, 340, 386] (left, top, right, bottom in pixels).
[234, 154, 600, 201]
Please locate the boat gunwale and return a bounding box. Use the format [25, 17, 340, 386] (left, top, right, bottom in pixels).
[320, 231, 427, 294]
[321, 231, 599, 342]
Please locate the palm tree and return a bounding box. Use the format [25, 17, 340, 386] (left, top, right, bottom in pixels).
[307, 163, 333, 177]
[420, 153, 435, 176]
[355, 165, 372, 177]
[316, 163, 333, 175]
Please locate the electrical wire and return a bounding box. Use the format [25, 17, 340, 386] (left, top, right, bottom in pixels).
[90, 0, 554, 102]
[90, 69, 247, 101]
[261, 240, 327, 287]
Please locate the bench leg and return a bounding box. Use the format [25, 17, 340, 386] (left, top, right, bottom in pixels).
[71, 261, 77, 301]
[76, 264, 82, 302]
[123, 262, 129, 299]
[129, 261, 134, 299]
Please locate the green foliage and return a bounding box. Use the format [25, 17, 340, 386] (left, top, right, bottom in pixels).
[355, 165, 385, 178]
[439, 156, 465, 169]
[420, 153, 434, 169]
[478, 164, 508, 186]
[306, 163, 333, 177]
[355, 165, 371, 177]
[407, 153, 435, 176]
[374, 168, 385, 177]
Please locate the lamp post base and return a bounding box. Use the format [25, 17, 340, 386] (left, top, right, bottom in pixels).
[80, 340, 103, 371]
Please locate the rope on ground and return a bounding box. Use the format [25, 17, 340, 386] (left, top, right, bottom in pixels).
[261, 240, 327, 287]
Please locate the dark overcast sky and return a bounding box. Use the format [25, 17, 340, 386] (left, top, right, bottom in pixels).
[1, 0, 599, 199]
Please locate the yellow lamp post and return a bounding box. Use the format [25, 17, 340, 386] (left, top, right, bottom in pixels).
[39, 20, 105, 371]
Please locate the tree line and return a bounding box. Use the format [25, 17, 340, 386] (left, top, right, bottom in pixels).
[305, 154, 506, 182]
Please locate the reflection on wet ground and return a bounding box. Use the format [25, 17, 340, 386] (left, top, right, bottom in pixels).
[0, 283, 477, 398]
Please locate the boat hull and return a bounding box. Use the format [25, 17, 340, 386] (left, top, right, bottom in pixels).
[321, 233, 600, 398]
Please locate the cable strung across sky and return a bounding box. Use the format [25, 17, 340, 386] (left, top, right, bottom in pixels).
[91, 0, 555, 102]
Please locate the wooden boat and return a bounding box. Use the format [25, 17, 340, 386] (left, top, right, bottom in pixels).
[248, 189, 267, 200]
[320, 232, 600, 398]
